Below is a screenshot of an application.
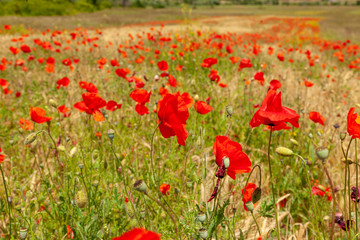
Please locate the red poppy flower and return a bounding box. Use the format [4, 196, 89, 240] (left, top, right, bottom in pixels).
[312, 185, 332, 201]
[106, 101, 122, 111]
[238, 58, 252, 70]
[46, 57, 55, 65]
[213, 136, 251, 179]
[9, 46, 20, 55]
[30, 107, 52, 124]
[168, 74, 178, 87]
[309, 111, 325, 126]
[194, 101, 213, 114]
[62, 58, 72, 66]
[241, 183, 257, 211]
[19, 118, 34, 131]
[20, 44, 31, 53]
[56, 77, 70, 89]
[110, 59, 120, 67]
[303, 80, 314, 87]
[157, 92, 192, 146]
[112, 228, 160, 240]
[277, 53, 285, 61]
[250, 90, 299, 129]
[159, 183, 171, 195]
[67, 225, 74, 239]
[79, 81, 98, 93]
[208, 69, 220, 83]
[4, 25, 11, 30]
[115, 68, 131, 79]
[201, 58, 217, 68]
[74, 93, 106, 121]
[254, 72, 265, 85]
[347, 107, 360, 139]
[130, 89, 151, 115]
[0, 154, 4, 164]
[0, 78, 9, 89]
[58, 105, 71, 117]
[269, 79, 281, 90]
[157, 60, 168, 71]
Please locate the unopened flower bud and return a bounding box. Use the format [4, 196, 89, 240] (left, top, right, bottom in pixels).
[290, 139, 299, 146]
[134, 180, 147, 193]
[69, 147, 78, 158]
[108, 129, 115, 141]
[186, 180, 193, 189]
[316, 147, 329, 161]
[49, 99, 57, 108]
[78, 163, 84, 169]
[275, 147, 294, 157]
[140, 210, 146, 218]
[24, 132, 37, 145]
[75, 190, 87, 208]
[226, 105, 233, 117]
[340, 132, 347, 141]
[223, 157, 230, 169]
[333, 123, 340, 129]
[199, 228, 208, 239]
[57, 145, 66, 152]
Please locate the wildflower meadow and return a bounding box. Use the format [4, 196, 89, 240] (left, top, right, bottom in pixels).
[0, 4, 360, 240]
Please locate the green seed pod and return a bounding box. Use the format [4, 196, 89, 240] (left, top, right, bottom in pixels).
[108, 129, 115, 141]
[186, 180, 193, 189]
[316, 147, 329, 161]
[275, 147, 294, 157]
[197, 212, 206, 223]
[245, 201, 254, 212]
[134, 180, 147, 193]
[199, 228, 208, 239]
[223, 157, 230, 169]
[57, 145, 66, 152]
[19, 227, 28, 240]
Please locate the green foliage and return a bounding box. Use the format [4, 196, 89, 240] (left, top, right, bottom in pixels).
[0, 0, 113, 16]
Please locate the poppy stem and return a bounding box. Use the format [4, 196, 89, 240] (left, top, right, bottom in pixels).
[0, 164, 11, 236]
[250, 210, 261, 237]
[267, 127, 280, 240]
[356, 138, 359, 238]
[150, 122, 162, 188]
[341, 138, 353, 236]
[145, 192, 179, 239]
[322, 163, 336, 240]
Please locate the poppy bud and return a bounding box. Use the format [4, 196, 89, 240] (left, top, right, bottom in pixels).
[93, 180, 99, 187]
[186, 180, 193, 189]
[140, 210, 146, 218]
[134, 180, 147, 193]
[223, 157, 230, 169]
[197, 212, 206, 223]
[333, 123, 340, 129]
[49, 99, 57, 108]
[19, 227, 28, 240]
[308, 133, 313, 139]
[232, 207, 237, 215]
[57, 145, 66, 152]
[275, 147, 294, 157]
[194, 94, 199, 101]
[342, 158, 353, 165]
[92, 149, 99, 161]
[316, 147, 329, 161]
[78, 163, 84, 169]
[69, 147, 77, 158]
[290, 139, 299, 146]
[245, 201, 254, 212]
[75, 190, 87, 208]
[199, 228, 208, 239]
[108, 129, 115, 141]
[340, 132, 347, 141]
[24, 132, 38, 145]
[154, 75, 160, 81]
[226, 105, 233, 117]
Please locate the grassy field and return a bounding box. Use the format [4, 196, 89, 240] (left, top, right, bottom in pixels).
[0, 5, 359, 240]
[0, 6, 359, 41]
